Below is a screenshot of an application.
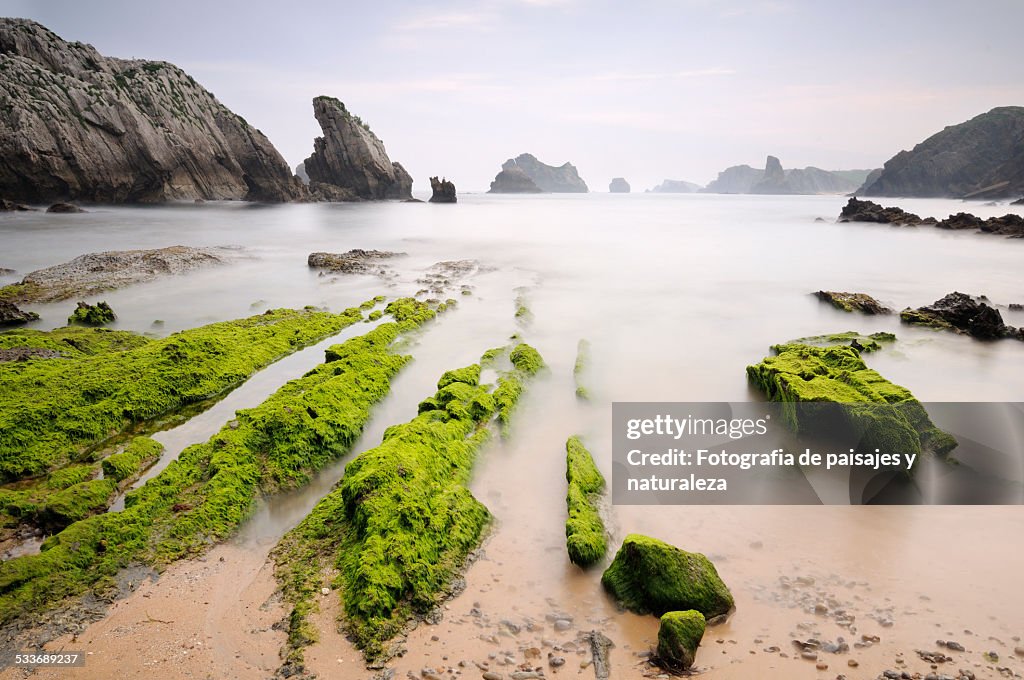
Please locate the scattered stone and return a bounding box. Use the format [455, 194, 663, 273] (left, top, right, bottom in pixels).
[482, 672, 503, 680]
[68, 301, 116, 326]
[656, 610, 705, 671]
[582, 631, 614, 680]
[0, 300, 40, 326]
[547, 654, 565, 668]
[815, 291, 893, 314]
[939, 640, 966, 652]
[429, 176, 457, 203]
[901, 291, 1022, 340]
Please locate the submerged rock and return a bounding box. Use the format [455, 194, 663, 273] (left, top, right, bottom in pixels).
[46, 202, 85, 214]
[657, 610, 706, 671]
[488, 166, 542, 193]
[747, 344, 958, 457]
[307, 249, 406, 276]
[68, 301, 116, 326]
[900, 292, 1022, 340]
[429, 176, 457, 203]
[838, 197, 931, 225]
[815, 291, 893, 314]
[303, 96, 412, 200]
[609, 177, 630, 193]
[786, 331, 896, 353]
[0, 300, 39, 326]
[0, 19, 304, 204]
[1012, 197, 1024, 205]
[937, 212, 1024, 235]
[0, 245, 230, 304]
[0, 199, 32, 211]
[601, 534, 734, 618]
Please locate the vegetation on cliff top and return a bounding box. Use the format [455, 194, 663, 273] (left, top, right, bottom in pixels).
[0, 299, 436, 626]
[273, 342, 546, 664]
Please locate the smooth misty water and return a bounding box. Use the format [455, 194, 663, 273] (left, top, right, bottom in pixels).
[4, 194, 1024, 676]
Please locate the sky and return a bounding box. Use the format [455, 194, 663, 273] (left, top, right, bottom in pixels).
[3, 0, 1024, 192]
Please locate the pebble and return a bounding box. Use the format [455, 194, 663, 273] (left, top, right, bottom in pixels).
[815, 662, 828, 670]
[481, 673, 503, 680]
[848, 659, 859, 667]
[320, 587, 330, 595]
[801, 651, 818, 661]
[553, 619, 572, 632]
[1015, 646, 1024, 657]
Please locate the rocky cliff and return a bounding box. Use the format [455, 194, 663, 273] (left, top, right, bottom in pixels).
[494, 153, 588, 193]
[0, 19, 304, 203]
[488, 166, 542, 193]
[302, 96, 412, 201]
[705, 156, 862, 195]
[859, 107, 1024, 199]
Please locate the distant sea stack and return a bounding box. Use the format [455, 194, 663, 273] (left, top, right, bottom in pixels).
[0, 19, 304, 203]
[488, 166, 542, 193]
[609, 177, 630, 193]
[648, 179, 702, 193]
[429, 176, 457, 203]
[489, 153, 588, 193]
[303, 96, 412, 201]
[859, 106, 1024, 199]
[703, 156, 869, 195]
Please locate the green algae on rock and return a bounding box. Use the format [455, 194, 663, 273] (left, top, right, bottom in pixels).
[0, 299, 437, 626]
[746, 343, 957, 458]
[657, 610, 706, 671]
[785, 331, 896, 353]
[0, 306, 364, 481]
[273, 343, 546, 665]
[67, 301, 116, 326]
[100, 436, 164, 483]
[814, 291, 892, 315]
[601, 534, 734, 618]
[565, 435, 607, 567]
[574, 338, 591, 399]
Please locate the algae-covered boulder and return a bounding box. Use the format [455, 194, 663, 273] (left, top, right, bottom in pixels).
[67, 301, 116, 326]
[565, 436, 607, 567]
[746, 344, 957, 457]
[601, 534, 733, 617]
[657, 610, 706, 670]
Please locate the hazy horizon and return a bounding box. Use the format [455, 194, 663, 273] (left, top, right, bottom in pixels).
[3, 0, 1023, 192]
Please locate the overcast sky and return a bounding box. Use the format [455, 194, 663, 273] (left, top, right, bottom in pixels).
[4, 0, 1024, 191]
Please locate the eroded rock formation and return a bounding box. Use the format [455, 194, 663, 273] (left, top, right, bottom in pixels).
[491, 153, 588, 193]
[488, 166, 542, 193]
[609, 177, 630, 193]
[429, 176, 457, 203]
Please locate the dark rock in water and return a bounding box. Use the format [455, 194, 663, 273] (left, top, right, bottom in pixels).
[1012, 197, 1024, 205]
[68, 301, 115, 326]
[860, 106, 1024, 199]
[303, 96, 412, 200]
[649, 179, 701, 193]
[901, 292, 1021, 340]
[429, 176, 457, 203]
[977, 212, 1024, 236]
[495, 153, 588, 193]
[838, 197, 932, 225]
[937, 212, 986, 230]
[1, 198, 33, 211]
[609, 177, 630, 193]
[488, 166, 542, 193]
[0, 268, 15, 276]
[602, 534, 734, 617]
[815, 291, 892, 315]
[657, 610, 706, 671]
[308, 249, 405, 276]
[46, 202, 85, 214]
[0, 19, 305, 204]
[1009, 303, 1023, 311]
[0, 300, 39, 326]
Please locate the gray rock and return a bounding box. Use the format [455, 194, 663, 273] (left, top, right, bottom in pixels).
[46, 202, 85, 213]
[493, 153, 588, 193]
[0, 300, 39, 326]
[648, 179, 701, 193]
[608, 177, 630, 193]
[429, 176, 457, 203]
[303, 96, 412, 200]
[0, 19, 304, 203]
[488, 166, 542, 193]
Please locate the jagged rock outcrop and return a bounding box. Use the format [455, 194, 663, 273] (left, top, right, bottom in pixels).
[488, 166, 542, 193]
[429, 176, 457, 203]
[609, 177, 630, 193]
[901, 292, 1022, 340]
[860, 106, 1024, 198]
[1012, 197, 1024, 205]
[706, 156, 863, 194]
[494, 153, 588, 193]
[294, 162, 309, 184]
[302, 96, 412, 201]
[838, 197, 934, 225]
[648, 179, 702, 193]
[0, 300, 38, 326]
[0, 19, 305, 203]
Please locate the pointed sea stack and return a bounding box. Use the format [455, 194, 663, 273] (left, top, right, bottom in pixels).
[429, 176, 457, 203]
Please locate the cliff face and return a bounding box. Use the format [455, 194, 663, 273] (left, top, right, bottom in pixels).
[498, 153, 588, 193]
[860, 107, 1024, 199]
[648, 179, 701, 193]
[701, 164, 763, 193]
[707, 156, 860, 195]
[0, 19, 304, 203]
[302, 96, 412, 201]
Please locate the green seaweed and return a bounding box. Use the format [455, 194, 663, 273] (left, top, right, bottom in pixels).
[0, 326, 149, 358]
[785, 331, 896, 353]
[273, 343, 545, 664]
[36, 478, 117, 531]
[657, 610, 706, 670]
[565, 436, 607, 567]
[601, 534, 734, 618]
[100, 436, 163, 483]
[0, 307, 363, 481]
[67, 301, 116, 326]
[746, 343, 957, 458]
[574, 338, 591, 399]
[0, 299, 436, 625]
